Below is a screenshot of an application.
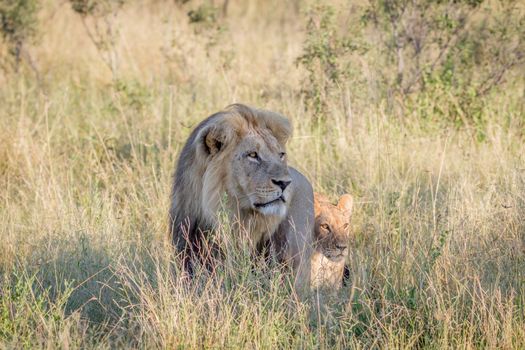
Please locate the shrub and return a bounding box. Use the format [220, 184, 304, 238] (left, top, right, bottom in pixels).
[297, 3, 370, 123]
[297, 0, 525, 130]
[0, 0, 39, 70]
[69, 0, 128, 79]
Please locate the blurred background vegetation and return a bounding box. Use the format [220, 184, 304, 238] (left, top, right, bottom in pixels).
[1, 0, 523, 131]
[0, 0, 524, 348]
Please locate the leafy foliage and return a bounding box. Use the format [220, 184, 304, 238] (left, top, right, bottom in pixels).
[0, 0, 38, 68]
[70, 0, 126, 17]
[298, 0, 525, 130]
[69, 0, 128, 79]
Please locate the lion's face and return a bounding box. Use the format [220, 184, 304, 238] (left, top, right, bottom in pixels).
[195, 105, 294, 221]
[228, 132, 291, 218]
[314, 194, 353, 262]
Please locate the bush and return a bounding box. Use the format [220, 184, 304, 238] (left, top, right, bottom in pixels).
[69, 0, 128, 79]
[0, 0, 39, 69]
[298, 0, 525, 129]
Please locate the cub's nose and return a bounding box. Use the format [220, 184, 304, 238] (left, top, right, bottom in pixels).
[272, 179, 291, 191]
[335, 243, 348, 252]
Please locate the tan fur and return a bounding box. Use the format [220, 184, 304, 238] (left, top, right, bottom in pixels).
[311, 193, 353, 290]
[170, 104, 314, 293]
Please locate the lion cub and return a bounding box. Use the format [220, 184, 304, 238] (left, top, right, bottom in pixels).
[311, 193, 353, 290]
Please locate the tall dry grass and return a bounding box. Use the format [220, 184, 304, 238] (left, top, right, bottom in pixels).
[0, 0, 524, 348]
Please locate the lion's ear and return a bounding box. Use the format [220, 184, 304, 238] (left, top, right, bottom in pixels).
[338, 194, 354, 220]
[204, 127, 223, 155]
[226, 104, 292, 146]
[198, 123, 229, 156]
[264, 114, 292, 146]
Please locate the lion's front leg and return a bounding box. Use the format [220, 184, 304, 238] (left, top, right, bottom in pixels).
[283, 167, 315, 296]
[284, 218, 314, 296]
[273, 207, 315, 297]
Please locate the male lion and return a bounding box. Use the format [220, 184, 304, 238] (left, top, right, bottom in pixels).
[169, 104, 314, 292]
[311, 193, 353, 290]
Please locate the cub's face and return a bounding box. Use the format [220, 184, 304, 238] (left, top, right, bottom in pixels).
[230, 131, 291, 218]
[314, 194, 353, 262]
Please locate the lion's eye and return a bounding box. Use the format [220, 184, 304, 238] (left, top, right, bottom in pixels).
[279, 152, 286, 160]
[343, 223, 349, 230]
[320, 223, 330, 231]
[247, 152, 258, 159]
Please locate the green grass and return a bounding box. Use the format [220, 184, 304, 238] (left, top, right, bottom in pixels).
[1, 1, 524, 348]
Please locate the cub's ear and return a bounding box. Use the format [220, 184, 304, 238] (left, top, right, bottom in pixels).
[338, 194, 354, 220]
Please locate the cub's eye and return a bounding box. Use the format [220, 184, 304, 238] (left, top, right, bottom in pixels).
[279, 152, 286, 160]
[247, 152, 258, 159]
[320, 223, 330, 231]
[343, 223, 350, 230]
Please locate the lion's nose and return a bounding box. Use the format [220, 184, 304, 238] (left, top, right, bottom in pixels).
[272, 179, 291, 191]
